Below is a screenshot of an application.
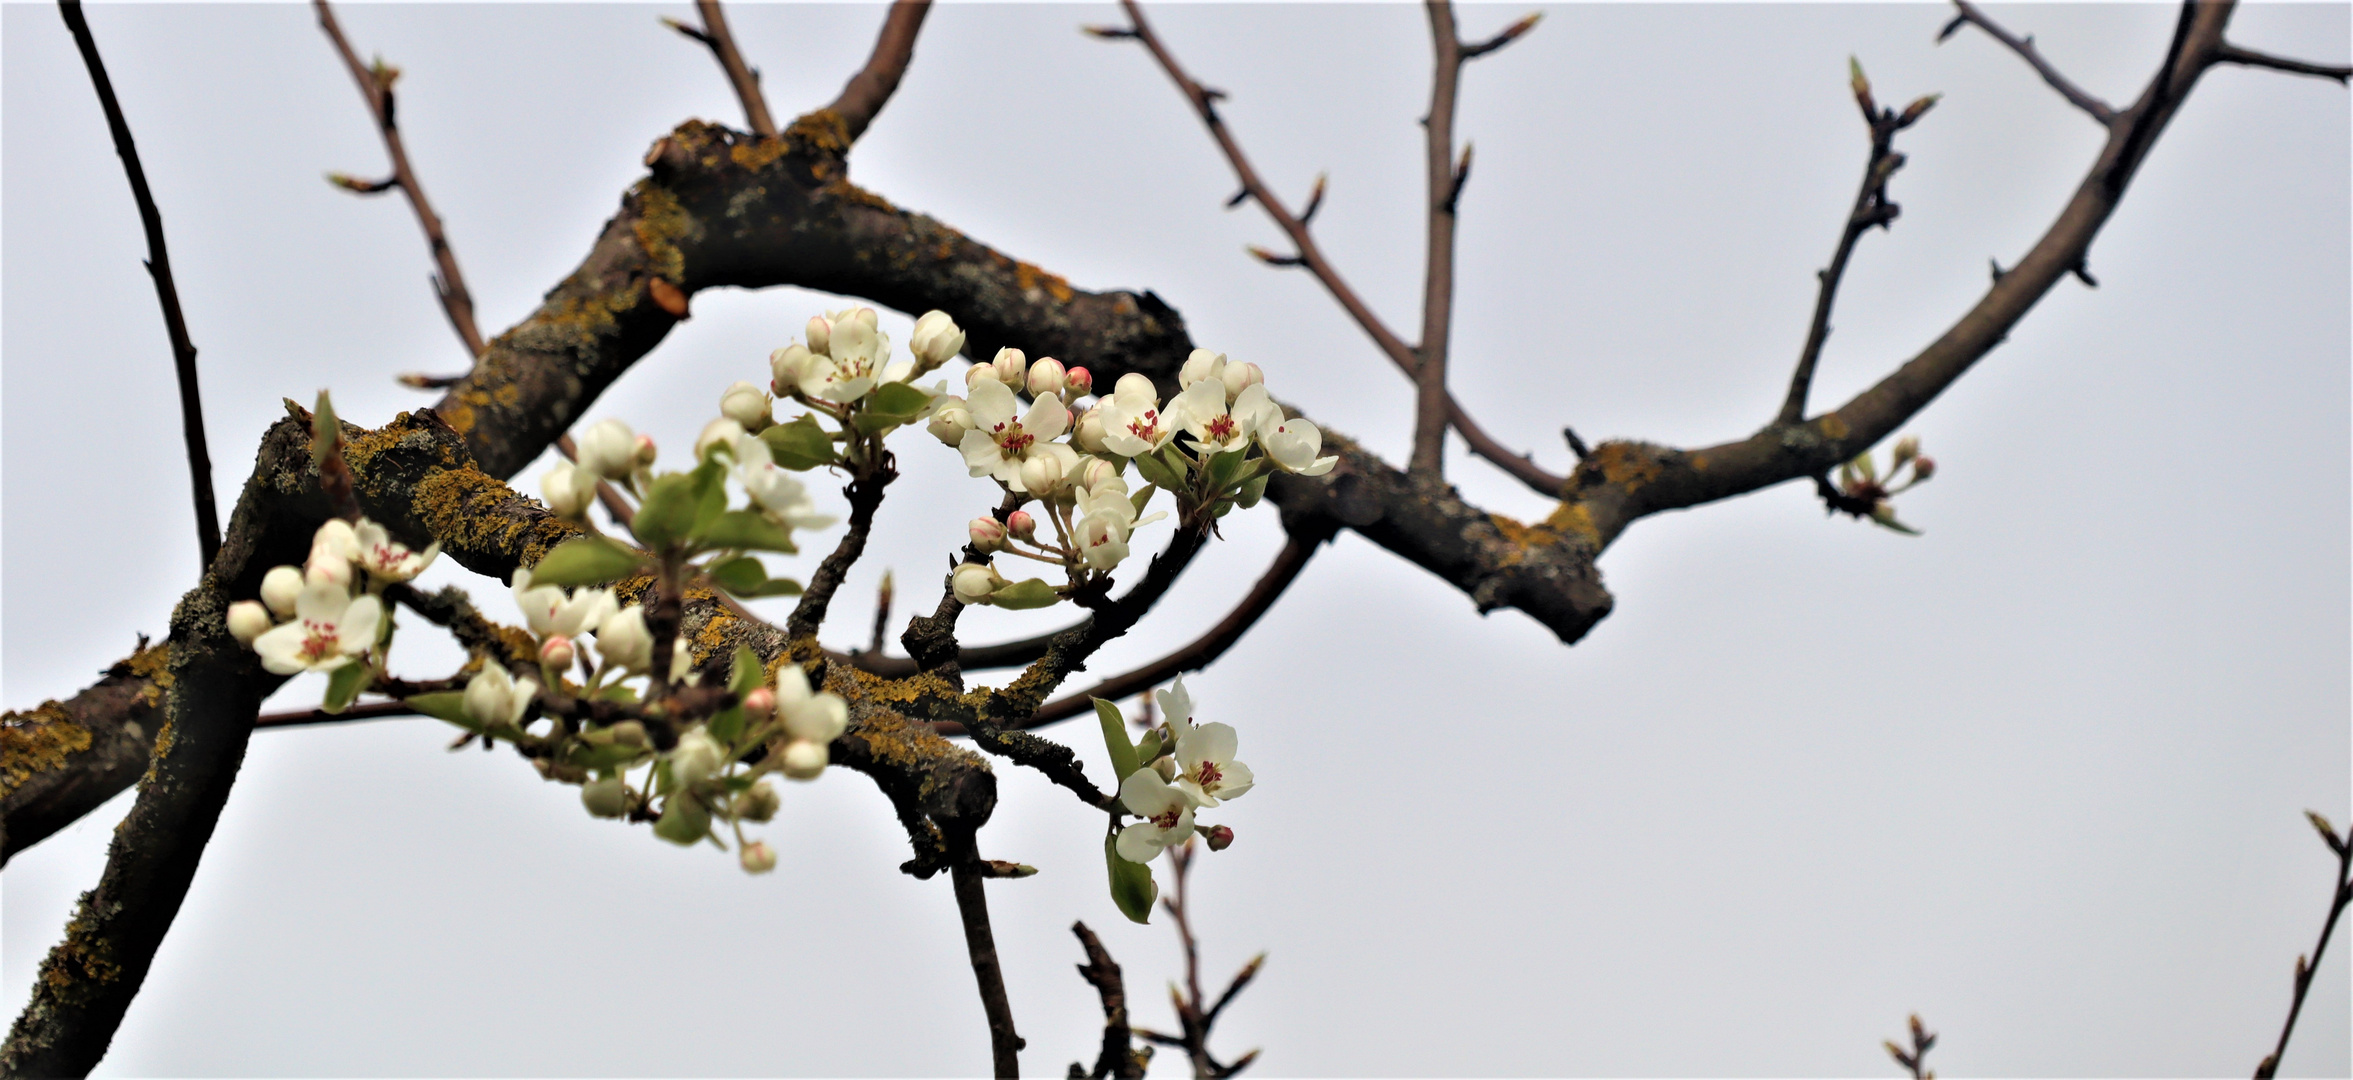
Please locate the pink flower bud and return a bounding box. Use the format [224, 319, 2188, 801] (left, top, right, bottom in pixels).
[1027, 357, 1067, 398]
[1910, 456, 1936, 481]
[540, 635, 576, 670]
[1007, 510, 1037, 540]
[1064, 367, 1094, 398]
[740, 839, 778, 874]
[969, 516, 1008, 552]
[633, 434, 658, 465]
[1203, 824, 1235, 851]
[1079, 457, 1119, 491]
[742, 686, 776, 720]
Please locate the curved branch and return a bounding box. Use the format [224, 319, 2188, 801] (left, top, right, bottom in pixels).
[2215, 42, 2352, 84]
[828, 1, 932, 142]
[1943, 1, 2118, 124]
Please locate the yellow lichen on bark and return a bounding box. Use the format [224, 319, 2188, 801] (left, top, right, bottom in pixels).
[1819, 414, 1851, 441]
[1, 703, 93, 799]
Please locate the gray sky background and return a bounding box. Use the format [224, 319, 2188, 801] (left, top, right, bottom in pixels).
[3, 2, 2347, 1076]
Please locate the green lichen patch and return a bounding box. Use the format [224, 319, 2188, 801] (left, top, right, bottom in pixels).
[1, 703, 92, 798]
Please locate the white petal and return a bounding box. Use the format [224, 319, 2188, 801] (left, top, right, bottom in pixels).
[1212, 759, 1254, 801]
[251, 623, 311, 674]
[339, 595, 383, 653]
[967, 378, 1018, 428]
[1020, 396, 1069, 441]
[1115, 823, 1165, 863]
[293, 580, 351, 625]
[959, 428, 1005, 478]
[1178, 722, 1238, 770]
[1119, 768, 1183, 818]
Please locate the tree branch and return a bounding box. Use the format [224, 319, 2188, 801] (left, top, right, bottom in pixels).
[786, 459, 896, 640]
[1941, 0, 2117, 124]
[950, 839, 1024, 1078]
[827, 1, 932, 142]
[1410, 1, 1465, 476]
[61, 0, 218, 571]
[1069, 921, 1145, 1080]
[2215, 43, 2353, 84]
[2253, 813, 2353, 1079]
[675, 0, 777, 139]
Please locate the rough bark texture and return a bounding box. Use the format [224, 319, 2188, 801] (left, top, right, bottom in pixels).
[1, 646, 171, 866]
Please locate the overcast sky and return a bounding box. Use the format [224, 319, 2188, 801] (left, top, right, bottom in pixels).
[4, 3, 2347, 1076]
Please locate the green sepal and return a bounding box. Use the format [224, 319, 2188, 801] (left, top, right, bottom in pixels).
[528, 535, 646, 588]
[1132, 451, 1183, 492]
[632, 472, 701, 548]
[739, 577, 804, 597]
[595, 683, 640, 705]
[1234, 472, 1269, 509]
[991, 577, 1062, 610]
[1094, 697, 1141, 782]
[1157, 444, 1194, 479]
[1134, 727, 1163, 764]
[564, 741, 648, 770]
[653, 793, 711, 846]
[730, 644, 765, 697]
[761, 414, 837, 470]
[1206, 448, 1250, 492]
[867, 380, 934, 420]
[310, 390, 341, 467]
[1106, 835, 1158, 925]
[403, 690, 477, 731]
[321, 661, 370, 714]
[698, 510, 800, 554]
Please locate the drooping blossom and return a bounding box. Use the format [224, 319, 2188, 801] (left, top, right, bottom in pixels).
[575, 418, 640, 480]
[773, 662, 849, 780]
[732, 435, 836, 532]
[512, 568, 618, 644]
[1115, 768, 1196, 862]
[541, 459, 600, 519]
[462, 663, 539, 732]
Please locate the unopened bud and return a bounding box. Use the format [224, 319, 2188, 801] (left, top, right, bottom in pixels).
[581, 775, 629, 818]
[720, 381, 772, 431]
[805, 315, 833, 357]
[1078, 456, 1120, 491]
[1891, 436, 1920, 467]
[953, 562, 1001, 605]
[965, 363, 1001, 389]
[780, 738, 829, 780]
[740, 839, 778, 874]
[671, 727, 724, 788]
[1151, 756, 1178, 782]
[991, 347, 1027, 387]
[608, 720, 649, 748]
[633, 434, 658, 466]
[1064, 366, 1094, 398]
[1910, 456, 1935, 481]
[1027, 357, 1068, 398]
[1220, 361, 1264, 401]
[909, 310, 966, 372]
[696, 417, 747, 461]
[540, 635, 576, 670]
[928, 404, 973, 447]
[260, 565, 305, 617]
[969, 516, 1009, 552]
[1019, 453, 1066, 495]
[742, 686, 776, 721]
[1006, 510, 1037, 541]
[1180, 349, 1227, 389]
[653, 793, 711, 845]
[770, 344, 817, 396]
[1202, 824, 1235, 851]
[226, 601, 272, 647]
[737, 780, 780, 823]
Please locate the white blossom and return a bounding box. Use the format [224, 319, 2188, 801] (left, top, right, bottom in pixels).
[541, 459, 600, 519]
[1099, 374, 1173, 458]
[462, 663, 539, 732]
[720, 381, 772, 430]
[953, 562, 1003, 604]
[1155, 676, 1195, 726]
[773, 662, 848, 780]
[512, 568, 618, 643]
[353, 519, 439, 583]
[305, 518, 359, 589]
[1169, 379, 1265, 456]
[696, 418, 748, 462]
[1115, 769, 1196, 862]
[798, 310, 893, 403]
[1019, 453, 1067, 497]
[770, 343, 819, 397]
[927, 399, 974, 447]
[1220, 361, 1264, 401]
[958, 378, 1074, 491]
[1256, 411, 1338, 477]
[670, 726, 725, 787]
[733, 435, 837, 532]
[1178, 348, 1227, 391]
[1072, 402, 1111, 454]
[594, 605, 653, 673]
[260, 565, 305, 618]
[1174, 720, 1254, 807]
[910, 310, 966, 372]
[575, 418, 640, 480]
[1076, 512, 1132, 571]
[251, 580, 381, 675]
[226, 601, 272, 646]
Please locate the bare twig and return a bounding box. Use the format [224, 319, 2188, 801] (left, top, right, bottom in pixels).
[1883, 1013, 1937, 1079]
[828, 1, 932, 141]
[2253, 812, 2353, 1079]
[675, 0, 777, 139]
[1069, 922, 1146, 1080]
[1110, 1, 1566, 496]
[1941, 1, 2116, 124]
[256, 700, 419, 729]
[2215, 43, 2353, 84]
[868, 570, 895, 656]
[1461, 12, 1540, 60]
[1776, 61, 1937, 425]
[950, 839, 1024, 1077]
[315, 0, 485, 357]
[787, 460, 897, 639]
[1410, 1, 1466, 476]
[1150, 839, 1259, 1078]
[61, 0, 219, 570]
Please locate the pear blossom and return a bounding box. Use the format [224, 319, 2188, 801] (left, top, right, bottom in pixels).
[720, 381, 772, 430]
[1065, 367, 1094, 397]
[1005, 510, 1036, 541]
[1155, 676, 1196, 726]
[773, 662, 848, 779]
[1099, 374, 1174, 458]
[541, 459, 600, 519]
[1178, 349, 1227, 391]
[732, 435, 836, 531]
[462, 664, 539, 732]
[1078, 456, 1121, 491]
[990, 347, 1027, 386]
[251, 580, 382, 675]
[1019, 453, 1068, 496]
[969, 516, 1008, 552]
[1076, 478, 1165, 532]
[740, 840, 778, 874]
[771, 343, 819, 397]
[965, 364, 1000, 389]
[953, 562, 1004, 604]
[798, 310, 894, 404]
[737, 779, 780, 822]
[927, 398, 974, 447]
[1173, 720, 1254, 807]
[260, 565, 305, 617]
[1072, 403, 1111, 454]
[696, 418, 748, 462]
[910, 310, 966, 371]
[1027, 357, 1067, 398]
[958, 378, 1075, 492]
[779, 740, 829, 780]
[513, 568, 617, 642]
[1075, 512, 1132, 572]
[1220, 361, 1264, 401]
[1115, 768, 1196, 863]
[594, 606, 653, 673]
[305, 518, 359, 588]
[226, 601, 272, 646]
[353, 519, 440, 583]
[1169, 379, 1267, 456]
[671, 727, 725, 787]
[576, 418, 639, 480]
[1254, 408, 1339, 477]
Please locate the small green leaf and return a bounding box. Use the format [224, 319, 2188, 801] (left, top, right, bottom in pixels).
[760, 414, 838, 470]
[633, 472, 701, 548]
[700, 510, 800, 554]
[1095, 697, 1141, 782]
[1234, 472, 1269, 509]
[708, 705, 746, 745]
[1132, 452, 1182, 492]
[404, 690, 477, 731]
[1129, 485, 1157, 518]
[529, 536, 646, 587]
[730, 645, 765, 697]
[871, 381, 935, 417]
[595, 683, 641, 705]
[689, 458, 730, 536]
[991, 577, 1062, 610]
[1106, 835, 1157, 925]
[1157, 444, 1193, 479]
[322, 661, 370, 714]
[1207, 448, 1249, 491]
[852, 410, 909, 436]
[740, 577, 804, 597]
[707, 555, 768, 595]
[1134, 728, 1163, 764]
[310, 390, 341, 467]
[565, 741, 648, 770]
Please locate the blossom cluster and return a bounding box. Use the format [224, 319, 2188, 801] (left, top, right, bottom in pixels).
[1833, 435, 1936, 534]
[1096, 677, 1254, 922]
[227, 518, 439, 707]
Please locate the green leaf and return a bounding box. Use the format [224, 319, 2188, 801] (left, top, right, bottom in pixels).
[310, 390, 341, 467]
[852, 410, 909, 436]
[730, 644, 766, 697]
[760, 414, 837, 470]
[633, 472, 701, 548]
[708, 705, 746, 745]
[1234, 472, 1269, 509]
[529, 536, 646, 588]
[1132, 451, 1182, 492]
[1134, 727, 1163, 764]
[1106, 835, 1157, 925]
[1157, 444, 1194, 480]
[404, 690, 477, 731]
[1130, 485, 1157, 518]
[990, 577, 1062, 610]
[707, 555, 768, 595]
[322, 661, 370, 714]
[699, 510, 800, 554]
[1095, 697, 1141, 782]
[689, 458, 730, 537]
[595, 683, 640, 705]
[740, 577, 804, 597]
[564, 741, 648, 770]
[1207, 448, 1250, 491]
[868, 380, 934, 419]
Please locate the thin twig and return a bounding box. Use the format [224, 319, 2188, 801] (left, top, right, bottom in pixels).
[828, 0, 932, 142]
[1070, 922, 1145, 1080]
[1109, 1, 1566, 496]
[868, 570, 895, 656]
[1410, 0, 1465, 476]
[315, 0, 484, 357]
[2215, 43, 2353, 84]
[1942, 1, 2117, 124]
[2253, 812, 2353, 1078]
[61, 0, 219, 570]
[1883, 1013, 1938, 1080]
[950, 841, 1024, 1077]
[787, 460, 896, 639]
[680, 0, 777, 138]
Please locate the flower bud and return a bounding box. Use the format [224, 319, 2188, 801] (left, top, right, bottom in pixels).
[1006, 510, 1037, 541]
[910, 310, 966, 371]
[1180, 348, 1227, 389]
[260, 565, 305, 617]
[965, 363, 1001, 389]
[780, 738, 829, 780]
[1151, 756, 1178, 782]
[805, 314, 832, 357]
[1220, 361, 1264, 402]
[742, 686, 776, 721]
[1202, 824, 1235, 851]
[928, 404, 974, 447]
[740, 839, 778, 874]
[1074, 405, 1110, 455]
[576, 418, 638, 479]
[1026, 357, 1067, 398]
[539, 635, 575, 671]
[633, 433, 658, 466]
[953, 562, 1000, 605]
[1019, 453, 1066, 495]
[1891, 435, 1920, 467]
[1078, 456, 1120, 491]
[1910, 456, 1936, 481]
[304, 548, 354, 590]
[541, 460, 597, 519]
[991, 347, 1027, 387]
[696, 417, 747, 461]
[770, 344, 818, 397]
[1065, 366, 1094, 397]
[671, 727, 724, 788]
[581, 775, 629, 818]
[653, 793, 711, 845]
[737, 780, 780, 823]
[720, 381, 772, 431]
[607, 720, 649, 748]
[595, 607, 653, 673]
[969, 516, 1009, 552]
[226, 601, 272, 647]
